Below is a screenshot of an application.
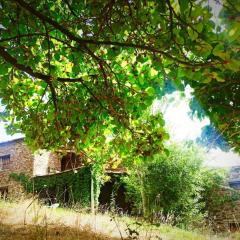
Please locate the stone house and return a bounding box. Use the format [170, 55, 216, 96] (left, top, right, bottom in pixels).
[4, 137, 240, 231]
[0, 138, 83, 199]
[0, 138, 127, 212]
[0, 138, 33, 198]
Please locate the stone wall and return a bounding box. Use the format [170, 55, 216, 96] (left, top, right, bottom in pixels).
[33, 150, 61, 176]
[0, 138, 62, 198]
[48, 152, 61, 173]
[0, 138, 33, 198]
[209, 187, 240, 232]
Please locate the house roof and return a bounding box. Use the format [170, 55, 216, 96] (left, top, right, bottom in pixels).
[33, 165, 127, 179]
[0, 137, 25, 147]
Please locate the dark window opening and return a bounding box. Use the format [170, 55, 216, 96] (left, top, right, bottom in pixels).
[61, 153, 83, 171]
[229, 222, 240, 232]
[38, 187, 57, 206]
[98, 174, 132, 214]
[0, 155, 11, 170]
[0, 187, 8, 200]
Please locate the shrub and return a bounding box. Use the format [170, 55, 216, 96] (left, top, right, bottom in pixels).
[123, 143, 226, 227]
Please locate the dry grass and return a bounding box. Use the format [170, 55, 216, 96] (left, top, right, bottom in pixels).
[0, 199, 240, 240]
[0, 199, 126, 239]
[0, 223, 120, 240]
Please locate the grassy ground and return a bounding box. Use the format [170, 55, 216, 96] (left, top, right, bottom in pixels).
[0, 199, 239, 240]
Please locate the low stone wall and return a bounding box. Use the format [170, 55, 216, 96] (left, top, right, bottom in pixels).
[209, 187, 240, 232]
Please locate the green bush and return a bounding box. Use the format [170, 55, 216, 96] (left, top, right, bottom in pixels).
[123, 143, 226, 227]
[198, 168, 227, 210]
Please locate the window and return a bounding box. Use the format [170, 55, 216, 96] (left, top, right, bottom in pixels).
[229, 222, 240, 232]
[0, 187, 8, 200]
[61, 153, 83, 171]
[0, 154, 11, 170]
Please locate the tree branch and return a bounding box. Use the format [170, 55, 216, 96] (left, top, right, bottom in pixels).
[0, 32, 79, 51]
[13, 0, 215, 67]
[0, 46, 107, 111]
[0, 33, 45, 43]
[0, 46, 51, 82]
[166, 0, 174, 40]
[13, 0, 86, 47]
[48, 82, 58, 110]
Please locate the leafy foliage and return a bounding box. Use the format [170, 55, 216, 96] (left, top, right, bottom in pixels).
[10, 166, 101, 207]
[186, 2, 240, 152]
[199, 168, 228, 211]
[123, 144, 226, 226]
[189, 71, 240, 152]
[110, 110, 168, 162]
[0, 0, 239, 154]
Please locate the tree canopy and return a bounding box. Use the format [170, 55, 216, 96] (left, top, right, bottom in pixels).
[0, 0, 239, 154]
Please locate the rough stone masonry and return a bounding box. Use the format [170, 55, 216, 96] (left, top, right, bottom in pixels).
[0, 138, 61, 198]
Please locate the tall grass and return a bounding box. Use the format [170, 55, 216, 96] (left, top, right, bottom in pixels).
[0, 198, 239, 240]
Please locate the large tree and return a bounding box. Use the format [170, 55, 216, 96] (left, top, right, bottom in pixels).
[0, 0, 239, 153]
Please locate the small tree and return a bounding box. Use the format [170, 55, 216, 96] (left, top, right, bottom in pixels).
[123, 143, 225, 227]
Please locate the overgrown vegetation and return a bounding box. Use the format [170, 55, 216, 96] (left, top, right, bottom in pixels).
[123, 144, 227, 227]
[10, 142, 234, 230]
[0, 0, 239, 236]
[10, 166, 101, 208]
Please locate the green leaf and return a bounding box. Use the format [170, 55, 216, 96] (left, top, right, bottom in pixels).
[196, 22, 203, 33]
[188, 28, 198, 41]
[0, 64, 9, 75]
[179, 0, 188, 14]
[149, 68, 158, 78]
[145, 87, 155, 96]
[225, 60, 240, 71]
[228, 23, 240, 42]
[212, 44, 230, 60]
[213, 44, 224, 55]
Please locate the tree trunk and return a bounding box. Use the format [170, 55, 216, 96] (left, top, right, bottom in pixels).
[138, 170, 149, 218]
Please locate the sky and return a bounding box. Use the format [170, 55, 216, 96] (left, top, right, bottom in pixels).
[153, 88, 210, 142]
[153, 88, 240, 168]
[0, 124, 23, 142]
[0, 104, 23, 142]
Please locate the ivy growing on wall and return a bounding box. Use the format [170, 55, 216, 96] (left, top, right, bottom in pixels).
[10, 166, 101, 208]
[9, 172, 34, 193]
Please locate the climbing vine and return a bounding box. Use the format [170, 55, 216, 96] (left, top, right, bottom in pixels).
[10, 166, 101, 208]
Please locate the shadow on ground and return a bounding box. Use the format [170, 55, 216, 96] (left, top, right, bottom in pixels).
[0, 223, 121, 240]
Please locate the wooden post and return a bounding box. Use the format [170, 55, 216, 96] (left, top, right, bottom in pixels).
[90, 171, 95, 214]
